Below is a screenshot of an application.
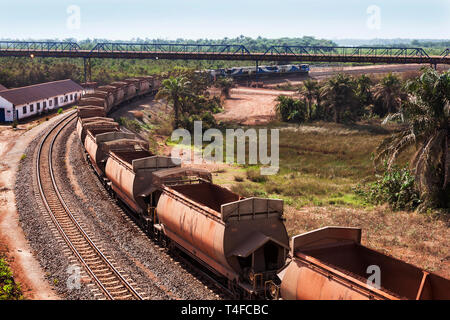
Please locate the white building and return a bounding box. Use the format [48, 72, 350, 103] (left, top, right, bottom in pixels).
[0, 79, 83, 122]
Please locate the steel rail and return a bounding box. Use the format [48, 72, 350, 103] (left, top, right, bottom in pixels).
[36, 111, 143, 300]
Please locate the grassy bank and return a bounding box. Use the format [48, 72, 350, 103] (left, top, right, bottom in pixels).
[214, 121, 411, 209]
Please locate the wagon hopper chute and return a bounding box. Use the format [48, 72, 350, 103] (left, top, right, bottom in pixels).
[156, 182, 289, 296]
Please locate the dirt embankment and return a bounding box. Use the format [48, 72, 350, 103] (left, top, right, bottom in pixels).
[0, 118, 63, 299]
[214, 87, 293, 125]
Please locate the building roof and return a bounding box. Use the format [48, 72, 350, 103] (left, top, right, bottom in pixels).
[0, 79, 82, 105]
[0, 84, 7, 91]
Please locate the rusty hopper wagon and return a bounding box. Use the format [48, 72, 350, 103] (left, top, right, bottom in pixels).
[124, 78, 140, 92]
[278, 227, 450, 300]
[133, 77, 152, 95]
[104, 150, 180, 215]
[155, 182, 289, 297]
[78, 97, 108, 110]
[77, 106, 106, 119]
[83, 91, 115, 113]
[111, 81, 135, 102]
[97, 85, 121, 108]
[108, 83, 126, 105]
[76, 118, 117, 144]
[84, 131, 143, 176]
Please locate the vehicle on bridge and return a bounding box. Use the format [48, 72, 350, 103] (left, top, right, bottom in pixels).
[206, 64, 309, 80]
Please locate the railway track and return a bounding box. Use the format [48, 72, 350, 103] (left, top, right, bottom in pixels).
[36, 112, 144, 300]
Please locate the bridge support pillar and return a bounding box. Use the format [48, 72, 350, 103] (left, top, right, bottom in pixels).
[83, 58, 87, 83]
[83, 58, 92, 83]
[88, 58, 92, 82]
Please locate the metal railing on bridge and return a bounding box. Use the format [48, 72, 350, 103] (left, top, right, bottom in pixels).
[260, 46, 431, 58]
[0, 41, 448, 65]
[0, 41, 81, 52]
[90, 42, 251, 55]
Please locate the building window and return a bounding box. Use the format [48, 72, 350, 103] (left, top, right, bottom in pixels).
[23, 106, 27, 114]
[70, 94, 73, 101]
[75, 93, 78, 100]
[30, 104, 34, 112]
[49, 100, 53, 107]
[60, 97, 63, 103]
[64, 95, 68, 102]
[43, 101, 46, 109]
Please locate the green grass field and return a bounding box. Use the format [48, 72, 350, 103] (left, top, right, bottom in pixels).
[210, 122, 399, 208]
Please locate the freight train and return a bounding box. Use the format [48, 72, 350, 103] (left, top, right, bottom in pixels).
[74, 75, 450, 300]
[206, 64, 309, 80]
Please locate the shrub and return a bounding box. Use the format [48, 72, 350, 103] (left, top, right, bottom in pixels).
[356, 164, 421, 211]
[231, 182, 267, 198]
[0, 258, 22, 300]
[179, 111, 217, 133]
[265, 181, 283, 194]
[20, 154, 26, 161]
[275, 96, 307, 123]
[246, 168, 268, 183]
[116, 117, 142, 133]
[57, 108, 63, 114]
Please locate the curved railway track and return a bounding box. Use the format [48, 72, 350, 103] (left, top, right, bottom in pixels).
[36, 112, 144, 300]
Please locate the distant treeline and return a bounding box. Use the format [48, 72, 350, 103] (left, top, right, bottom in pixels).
[0, 36, 448, 88]
[10, 35, 337, 50]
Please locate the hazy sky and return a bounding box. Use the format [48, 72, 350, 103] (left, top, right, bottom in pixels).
[1, 0, 449, 40]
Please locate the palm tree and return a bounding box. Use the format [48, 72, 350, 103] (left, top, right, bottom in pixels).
[299, 79, 318, 120]
[216, 77, 234, 98]
[275, 95, 307, 123]
[374, 68, 450, 208]
[320, 73, 357, 123]
[356, 74, 373, 107]
[156, 76, 190, 128]
[372, 73, 403, 116]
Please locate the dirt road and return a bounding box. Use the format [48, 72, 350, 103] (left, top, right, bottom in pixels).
[214, 87, 294, 125]
[0, 119, 63, 299]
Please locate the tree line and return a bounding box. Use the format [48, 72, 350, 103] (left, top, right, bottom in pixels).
[276, 72, 413, 123]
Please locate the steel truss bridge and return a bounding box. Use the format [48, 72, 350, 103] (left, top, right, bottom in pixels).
[1, 41, 448, 81]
